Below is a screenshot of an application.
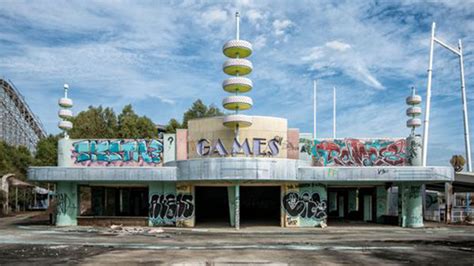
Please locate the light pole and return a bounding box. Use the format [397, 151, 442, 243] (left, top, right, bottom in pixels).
[422, 22, 472, 172]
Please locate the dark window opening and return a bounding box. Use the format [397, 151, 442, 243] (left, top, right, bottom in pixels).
[80, 186, 148, 217]
[240, 186, 280, 226]
[195, 186, 230, 225]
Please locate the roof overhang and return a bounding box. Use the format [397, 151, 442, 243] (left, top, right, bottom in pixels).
[28, 158, 454, 184]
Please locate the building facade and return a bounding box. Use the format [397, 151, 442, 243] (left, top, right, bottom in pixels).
[28, 115, 453, 228]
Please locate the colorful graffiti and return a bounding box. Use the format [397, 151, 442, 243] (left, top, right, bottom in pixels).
[282, 192, 327, 220]
[149, 194, 194, 225]
[311, 139, 406, 166]
[72, 139, 163, 166]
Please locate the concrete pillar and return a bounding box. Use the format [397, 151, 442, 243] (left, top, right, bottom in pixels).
[406, 134, 422, 166]
[399, 184, 423, 228]
[376, 186, 387, 223]
[149, 182, 177, 226]
[445, 182, 453, 223]
[57, 138, 73, 167]
[235, 184, 240, 230]
[227, 186, 236, 227]
[56, 181, 78, 226]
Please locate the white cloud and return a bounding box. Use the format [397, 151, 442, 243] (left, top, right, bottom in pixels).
[325, 40, 351, 52]
[272, 19, 292, 36]
[200, 8, 228, 26]
[253, 35, 267, 50]
[247, 9, 264, 27]
[302, 43, 385, 90]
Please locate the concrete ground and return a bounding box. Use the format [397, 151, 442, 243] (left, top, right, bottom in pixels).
[0, 212, 473, 265]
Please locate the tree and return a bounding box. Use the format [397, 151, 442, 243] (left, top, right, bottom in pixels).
[118, 104, 157, 138]
[34, 135, 59, 166]
[165, 99, 224, 132]
[69, 106, 118, 138]
[182, 99, 223, 128]
[0, 141, 33, 180]
[165, 119, 182, 133]
[450, 155, 465, 172]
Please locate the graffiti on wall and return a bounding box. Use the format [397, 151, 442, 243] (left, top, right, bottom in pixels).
[57, 193, 71, 214]
[149, 194, 194, 225]
[72, 139, 163, 166]
[283, 192, 327, 220]
[311, 139, 406, 166]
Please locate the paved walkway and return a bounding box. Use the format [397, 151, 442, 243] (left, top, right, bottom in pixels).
[0, 212, 473, 264]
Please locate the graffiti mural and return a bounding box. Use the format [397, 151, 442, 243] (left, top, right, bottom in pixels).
[282, 192, 327, 220]
[149, 194, 194, 225]
[72, 139, 163, 166]
[311, 138, 406, 166]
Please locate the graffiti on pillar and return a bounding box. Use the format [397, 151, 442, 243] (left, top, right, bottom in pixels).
[282, 192, 327, 220]
[311, 138, 406, 166]
[71, 139, 163, 166]
[57, 193, 71, 214]
[149, 194, 194, 225]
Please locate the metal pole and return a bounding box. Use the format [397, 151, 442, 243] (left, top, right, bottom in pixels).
[458, 39, 472, 172]
[313, 80, 317, 140]
[422, 22, 436, 167]
[333, 86, 336, 139]
[236, 12, 240, 41]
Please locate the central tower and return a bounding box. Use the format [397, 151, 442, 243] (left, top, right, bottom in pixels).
[222, 11, 253, 139]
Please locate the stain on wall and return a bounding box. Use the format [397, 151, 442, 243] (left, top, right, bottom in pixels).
[71, 139, 163, 166]
[311, 139, 406, 166]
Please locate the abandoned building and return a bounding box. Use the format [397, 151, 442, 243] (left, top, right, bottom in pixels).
[27, 12, 453, 229]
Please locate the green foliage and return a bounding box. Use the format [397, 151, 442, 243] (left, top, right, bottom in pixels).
[33, 135, 59, 166]
[0, 141, 33, 180]
[165, 119, 182, 134]
[68, 105, 157, 139]
[69, 106, 118, 139]
[118, 105, 157, 139]
[165, 99, 223, 132]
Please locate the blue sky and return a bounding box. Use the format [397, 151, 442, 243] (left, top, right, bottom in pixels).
[0, 0, 473, 166]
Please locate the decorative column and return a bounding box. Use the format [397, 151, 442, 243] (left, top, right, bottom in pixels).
[398, 87, 423, 228]
[58, 84, 73, 139]
[222, 12, 254, 140]
[56, 181, 78, 226]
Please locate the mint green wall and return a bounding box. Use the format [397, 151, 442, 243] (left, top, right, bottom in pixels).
[376, 186, 387, 223]
[148, 182, 176, 226]
[56, 182, 78, 226]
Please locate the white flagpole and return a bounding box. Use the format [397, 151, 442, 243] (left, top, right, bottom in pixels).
[313, 80, 317, 140]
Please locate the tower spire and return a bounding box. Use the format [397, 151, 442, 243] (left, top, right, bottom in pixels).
[222, 11, 254, 141]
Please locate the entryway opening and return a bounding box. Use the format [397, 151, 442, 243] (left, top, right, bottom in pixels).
[195, 186, 230, 226]
[327, 187, 375, 225]
[240, 186, 281, 226]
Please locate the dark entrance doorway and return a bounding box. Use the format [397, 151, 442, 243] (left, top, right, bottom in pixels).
[195, 186, 230, 226]
[240, 186, 281, 226]
[327, 187, 376, 225]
